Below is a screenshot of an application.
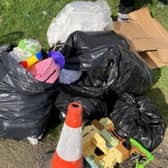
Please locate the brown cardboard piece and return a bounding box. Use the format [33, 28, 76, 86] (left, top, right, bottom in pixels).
[114, 22, 158, 52]
[114, 7, 168, 69]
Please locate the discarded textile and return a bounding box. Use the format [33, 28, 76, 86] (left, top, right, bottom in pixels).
[29, 57, 60, 84]
[59, 69, 82, 84]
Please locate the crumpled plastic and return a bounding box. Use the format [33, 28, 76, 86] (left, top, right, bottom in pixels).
[55, 87, 108, 122]
[59, 69, 82, 84]
[47, 0, 113, 46]
[61, 31, 153, 97]
[62, 31, 129, 70]
[109, 93, 166, 151]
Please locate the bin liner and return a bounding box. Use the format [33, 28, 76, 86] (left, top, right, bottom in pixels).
[55, 87, 108, 122]
[62, 42, 153, 97]
[109, 93, 166, 151]
[62, 31, 129, 70]
[0, 50, 58, 139]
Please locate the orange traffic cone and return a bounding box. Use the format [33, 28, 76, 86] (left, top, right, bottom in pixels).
[51, 102, 83, 168]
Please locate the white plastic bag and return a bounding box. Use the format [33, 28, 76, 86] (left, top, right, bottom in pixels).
[47, 0, 113, 47]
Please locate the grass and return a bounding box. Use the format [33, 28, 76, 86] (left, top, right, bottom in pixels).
[0, 0, 168, 139]
[0, 0, 73, 48]
[146, 67, 168, 123]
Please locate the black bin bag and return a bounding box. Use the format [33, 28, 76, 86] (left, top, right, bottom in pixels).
[63, 45, 153, 97]
[62, 31, 129, 70]
[109, 93, 166, 151]
[61, 31, 153, 97]
[55, 87, 108, 122]
[0, 51, 58, 139]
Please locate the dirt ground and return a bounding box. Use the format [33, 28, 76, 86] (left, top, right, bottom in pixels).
[0, 129, 167, 168]
[0, 138, 56, 168]
[145, 129, 168, 168]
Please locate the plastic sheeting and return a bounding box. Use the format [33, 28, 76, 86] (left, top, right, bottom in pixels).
[47, 0, 113, 46]
[62, 31, 153, 97]
[0, 50, 58, 139]
[109, 93, 166, 151]
[55, 87, 108, 122]
[62, 31, 129, 70]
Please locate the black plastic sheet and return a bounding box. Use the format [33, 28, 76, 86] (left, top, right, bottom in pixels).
[109, 93, 166, 151]
[61, 31, 153, 97]
[55, 87, 108, 122]
[62, 31, 129, 70]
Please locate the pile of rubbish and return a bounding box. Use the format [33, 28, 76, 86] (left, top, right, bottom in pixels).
[0, 0, 166, 167]
[0, 39, 63, 143]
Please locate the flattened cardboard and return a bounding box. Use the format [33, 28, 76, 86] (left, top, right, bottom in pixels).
[129, 7, 168, 64]
[113, 22, 157, 51]
[139, 51, 167, 69]
[114, 7, 168, 68]
[129, 7, 168, 41]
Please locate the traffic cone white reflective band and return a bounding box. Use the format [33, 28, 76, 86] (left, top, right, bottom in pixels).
[56, 124, 82, 161]
[51, 102, 83, 168]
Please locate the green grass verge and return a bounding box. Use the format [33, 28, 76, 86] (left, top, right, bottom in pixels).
[0, 0, 73, 49]
[146, 66, 168, 123]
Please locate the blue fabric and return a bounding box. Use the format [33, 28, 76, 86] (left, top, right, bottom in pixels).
[59, 68, 82, 84]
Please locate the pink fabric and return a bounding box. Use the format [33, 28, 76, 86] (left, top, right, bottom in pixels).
[29, 58, 60, 84]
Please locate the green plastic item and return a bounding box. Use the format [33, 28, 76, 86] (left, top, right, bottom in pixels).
[18, 39, 41, 55]
[85, 157, 99, 168]
[130, 138, 154, 168]
[100, 129, 118, 147]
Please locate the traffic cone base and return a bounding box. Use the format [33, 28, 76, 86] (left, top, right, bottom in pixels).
[51, 152, 82, 168]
